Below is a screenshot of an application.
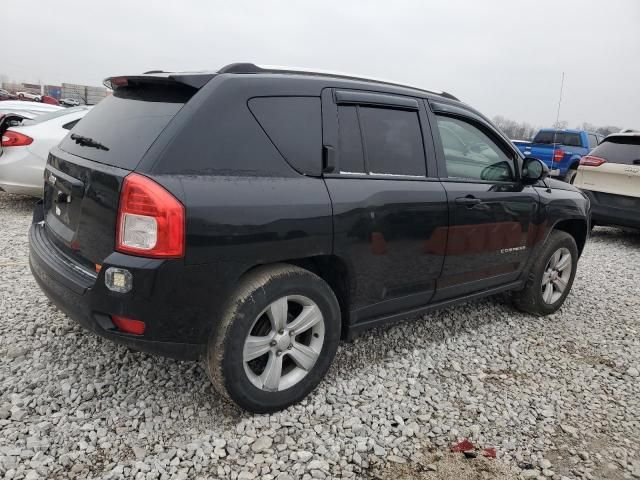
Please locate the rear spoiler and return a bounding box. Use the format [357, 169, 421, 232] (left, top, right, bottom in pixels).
[103, 72, 215, 90]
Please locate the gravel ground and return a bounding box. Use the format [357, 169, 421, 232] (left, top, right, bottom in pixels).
[1, 190, 639, 480]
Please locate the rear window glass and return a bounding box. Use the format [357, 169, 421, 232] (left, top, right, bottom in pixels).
[591, 136, 640, 165]
[533, 131, 582, 147]
[248, 96, 322, 175]
[59, 83, 194, 169]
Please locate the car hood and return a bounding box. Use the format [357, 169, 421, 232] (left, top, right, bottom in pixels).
[545, 178, 581, 192]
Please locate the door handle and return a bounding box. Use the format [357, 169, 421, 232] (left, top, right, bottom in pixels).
[455, 196, 482, 206]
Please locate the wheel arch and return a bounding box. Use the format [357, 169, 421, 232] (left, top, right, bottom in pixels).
[551, 218, 588, 256]
[240, 255, 352, 337]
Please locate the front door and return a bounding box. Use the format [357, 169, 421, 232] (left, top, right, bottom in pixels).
[428, 106, 540, 301]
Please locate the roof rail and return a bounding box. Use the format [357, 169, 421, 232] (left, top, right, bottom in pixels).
[217, 63, 459, 101]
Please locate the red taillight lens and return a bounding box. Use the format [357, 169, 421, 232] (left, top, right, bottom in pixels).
[580, 155, 607, 167]
[553, 149, 564, 163]
[1, 130, 33, 147]
[116, 173, 185, 258]
[111, 315, 146, 335]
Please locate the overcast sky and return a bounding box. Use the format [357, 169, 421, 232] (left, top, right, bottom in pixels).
[3, 0, 639, 128]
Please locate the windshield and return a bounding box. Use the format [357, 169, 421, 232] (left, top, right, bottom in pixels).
[58, 83, 195, 169]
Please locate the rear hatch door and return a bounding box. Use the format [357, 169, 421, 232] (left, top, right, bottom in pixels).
[43, 76, 206, 267]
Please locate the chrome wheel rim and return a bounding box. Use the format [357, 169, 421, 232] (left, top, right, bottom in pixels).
[541, 247, 572, 304]
[243, 295, 325, 392]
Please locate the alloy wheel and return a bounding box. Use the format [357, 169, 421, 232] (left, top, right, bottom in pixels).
[243, 295, 325, 392]
[541, 247, 572, 304]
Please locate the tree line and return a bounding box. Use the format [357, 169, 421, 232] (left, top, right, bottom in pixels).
[492, 115, 622, 140]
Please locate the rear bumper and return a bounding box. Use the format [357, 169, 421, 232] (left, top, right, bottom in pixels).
[583, 189, 640, 229]
[28, 205, 207, 360]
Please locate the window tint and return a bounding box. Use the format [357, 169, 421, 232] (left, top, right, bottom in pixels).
[59, 83, 195, 169]
[358, 107, 426, 176]
[591, 136, 640, 165]
[533, 131, 582, 147]
[337, 106, 365, 173]
[588, 134, 598, 149]
[248, 96, 322, 175]
[436, 116, 515, 182]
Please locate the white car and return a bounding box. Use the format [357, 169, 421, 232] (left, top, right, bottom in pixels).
[0, 100, 64, 120]
[0, 106, 91, 197]
[60, 98, 81, 107]
[16, 91, 42, 102]
[574, 132, 640, 229]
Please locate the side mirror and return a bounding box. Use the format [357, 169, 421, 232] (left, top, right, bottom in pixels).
[522, 157, 549, 184]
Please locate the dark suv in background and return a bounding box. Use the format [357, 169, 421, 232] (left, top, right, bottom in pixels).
[29, 63, 590, 412]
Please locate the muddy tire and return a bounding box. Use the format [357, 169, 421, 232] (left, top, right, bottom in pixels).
[513, 230, 578, 316]
[206, 264, 341, 413]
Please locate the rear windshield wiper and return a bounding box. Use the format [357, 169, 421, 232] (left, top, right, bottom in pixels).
[70, 133, 109, 151]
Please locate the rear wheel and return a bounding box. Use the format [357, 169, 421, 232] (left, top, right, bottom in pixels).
[207, 264, 341, 413]
[513, 230, 578, 315]
[564, 168, 577, 184]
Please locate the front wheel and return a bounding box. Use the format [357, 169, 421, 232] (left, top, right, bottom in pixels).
[513, 230, 578, 315]
[207, 264, 341, 413]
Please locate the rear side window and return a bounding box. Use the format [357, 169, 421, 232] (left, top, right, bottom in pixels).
[337, 106, 365, 173]
[591, 136, 640, 165]
[59, 83, 195, 169]
[335, 103, 426, 177]
[358, 107, 426, 176]
[248, 97, 322, 175]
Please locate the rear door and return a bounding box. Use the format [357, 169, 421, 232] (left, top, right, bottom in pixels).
[321, 89, 448, 323]
[43, 79, 199, 267]
[428, 101, 540, 301]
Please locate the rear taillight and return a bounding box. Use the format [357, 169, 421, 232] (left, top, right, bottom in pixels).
[580, 155, 607, 167]
[116, 173, 185, 258]
[1, 130, 33, 147]
[553, 149, 565, 163]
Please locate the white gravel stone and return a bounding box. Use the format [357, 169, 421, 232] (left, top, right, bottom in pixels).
[1, 193, 640, 479]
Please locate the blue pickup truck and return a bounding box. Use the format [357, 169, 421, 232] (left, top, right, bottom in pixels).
[513, 129, 603, 183]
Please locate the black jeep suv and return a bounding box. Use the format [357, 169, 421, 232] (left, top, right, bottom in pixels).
[29, 63, 590, 412]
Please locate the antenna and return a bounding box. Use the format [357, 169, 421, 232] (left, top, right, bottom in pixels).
[555, 72, 565, 128]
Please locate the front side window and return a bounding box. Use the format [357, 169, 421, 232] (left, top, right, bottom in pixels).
[436, 116, 515, 182]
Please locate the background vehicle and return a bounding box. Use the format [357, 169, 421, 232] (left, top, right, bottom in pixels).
[60, 98, 81, 107]
[513, 129, 603, 183]
[0, 89, 17, 101]
[0, 106, 91, 196]
[41, 95, 60, 106]
[29, 64, 589, 412]
[16, 91, 42, 102]
[575, 132, 640, 229]
[0, 100, 64, 120]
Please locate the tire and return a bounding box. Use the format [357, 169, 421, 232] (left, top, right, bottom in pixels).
[513, 230, 578, 316]
[564, 168, 577, 184]
[206, 264, 341, 413]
